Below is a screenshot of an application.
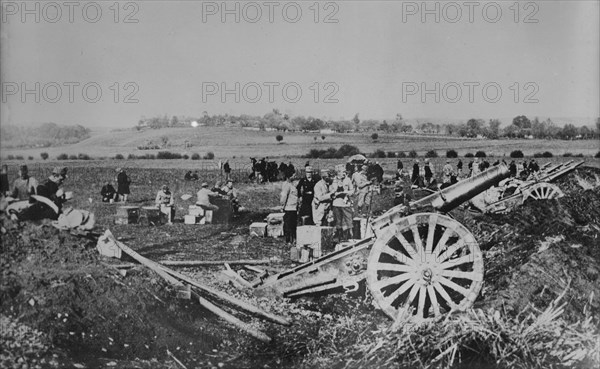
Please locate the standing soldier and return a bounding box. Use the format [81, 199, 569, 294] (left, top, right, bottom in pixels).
[441, 160, 454, 189]
[332, 168, 355, 242]
[296, 166, 317, 225]
[223, 160, 231, 182]
[353, 165, 372, 217]
[411, 159, 421, 188]
[280, 172, 299, 246]
[313, 169, 335, 226]
[116, 168, 131, 202]
[457, 159, 463, 178]
[424, 159, 434, 186]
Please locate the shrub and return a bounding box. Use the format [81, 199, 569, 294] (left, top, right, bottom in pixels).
[446, 149, 458, 158]
[510, 150, 524, 158]
[40, 152, 49, 160]
[127, 154, 137, 160]
[465, 152, 474, 158]
[203, 152, 215, 160]
[182, 154, 189, 160]
[387, 151, 396, 158]
[115, 154, 124, 160]
[563, 152, 573, 157]
[78, 153, 91, 160]
[157, 151, 183, 159]
[7, 155, 15, 160]
[408, 150, 418, 158]
[57, 153, 69, 160]
[276, 134, 284, 143]
[397, 152, 407, 158]
[475, 151, 487, 158]
[575, 153, 584, 158]
[337, 144, 361, 157]
[28, 156, 34, 160]
[15, 156, 24, 160]
[542, 151, 553, 158]
[425, 150, 438, 158]
[68, 155, 78, 160]
[372, 149, 386, 158]
[371, 133, 379, 141]
[191, 153, 201, 160]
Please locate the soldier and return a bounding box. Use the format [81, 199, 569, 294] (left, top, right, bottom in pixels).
[332, 168, 355, 241]
[116, 168, 131, 202]
[411, 159, 421, 188]
[312, 169, 335, 226]
[11, 165, 38, 200]
[352, 165, 372, 217]
[441, 160, 455, 189]
[280, 172, 299, 245]
[424, 159, 434, 186]
[155, 184, 175, 224]
[296, 166, 317, 225]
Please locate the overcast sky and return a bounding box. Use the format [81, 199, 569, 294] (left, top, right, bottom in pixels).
[1, 0, 598, 128]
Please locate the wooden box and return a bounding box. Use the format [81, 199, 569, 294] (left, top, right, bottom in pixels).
[352, 217, 373, 239]
[267, 224, 284, 238]
[296, 226, 335, 253]
[249, 222, 268, 237]
[115, 206, 140, 224]
[299, 247, 312, 263]
[266, 212, 284, 225]
[188, 205, 205, 217]
[140, 206, 163, 226]
[184, 215, 199, 224]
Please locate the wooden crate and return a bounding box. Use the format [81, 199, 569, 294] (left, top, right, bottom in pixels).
[296, 226, 335, 254]
[184, 215, 199, 224]
[115, 206, 140, 224]
[139, 206, 164, 226]
[266, 224, 284, 238]
[212, 198, 233, 224]
[249, 222, 268, 237]
[188, 205, 205, 217]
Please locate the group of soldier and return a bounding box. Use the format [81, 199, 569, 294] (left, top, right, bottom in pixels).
[278, 163, 379, 245]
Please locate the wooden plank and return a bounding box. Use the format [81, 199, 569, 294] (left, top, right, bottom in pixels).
[159, 265, 291, 326]
[159, 259, 271, 267]
[192, 290, 271, 343]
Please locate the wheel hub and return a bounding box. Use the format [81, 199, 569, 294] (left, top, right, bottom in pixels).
[421, 268, 433, 284]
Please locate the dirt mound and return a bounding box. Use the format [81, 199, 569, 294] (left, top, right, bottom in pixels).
[0, 217, 254, 368]
[454, 186, 600, 322]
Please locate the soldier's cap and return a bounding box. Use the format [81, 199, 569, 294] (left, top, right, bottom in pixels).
[305, 166, 313, 173]
[201, 182, 208, 187]
[19, 164, 28, 171]
[320, 169, 329, 175]
[116, 168, 122, 172]
[162, 185, 168, 190]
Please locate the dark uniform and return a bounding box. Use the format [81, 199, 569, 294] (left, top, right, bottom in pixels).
[296, 171, 317, 225]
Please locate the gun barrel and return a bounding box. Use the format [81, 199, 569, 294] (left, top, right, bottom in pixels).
[416, 164, 510, 212]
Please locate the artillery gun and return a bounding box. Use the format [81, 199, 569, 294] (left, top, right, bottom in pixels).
[472, 160, 584, 214]
[255, 164, 511, 321]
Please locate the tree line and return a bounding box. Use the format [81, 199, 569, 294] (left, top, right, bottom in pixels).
[137, 111, 599, 140]
[0, 123, 91, 148]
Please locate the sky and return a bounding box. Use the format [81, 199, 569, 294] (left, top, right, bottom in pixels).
[1, 0, 598, 129]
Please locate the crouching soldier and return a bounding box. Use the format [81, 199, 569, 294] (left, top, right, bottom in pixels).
[155, 185, 175, 224]
[101, 182, 117, 203]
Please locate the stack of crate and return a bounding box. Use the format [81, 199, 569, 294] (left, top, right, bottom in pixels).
[115, 206, 140, 225]
[184, 205, 212, 225]
[295, 225, 335, 262]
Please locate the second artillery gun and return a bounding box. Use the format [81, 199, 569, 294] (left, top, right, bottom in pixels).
[254, 164, 511, 321]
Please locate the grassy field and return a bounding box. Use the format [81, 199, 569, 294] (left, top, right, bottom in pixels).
[1, 126, 598, 160]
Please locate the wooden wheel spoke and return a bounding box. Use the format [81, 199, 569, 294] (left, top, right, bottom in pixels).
[417, 285, 427, 318]
[433, 281, 458, 309]
[377, 263, 414, 273]
[382, 245, 418, 267]
[383, 277, 417, 305]
[406, 282, 420, 306]
[434, 227, 454, 258]
[436, 240, 466, 264]
[425, 214, 437, 254]
[440, 254, 474, 270]
[427, 285, 441, 317]
[396, 232, 419, 260]
[411, 225, 424, 255]
[440, 269, 482, 281]
[372, 273, 417, 290]
[437, 276, 469, 296]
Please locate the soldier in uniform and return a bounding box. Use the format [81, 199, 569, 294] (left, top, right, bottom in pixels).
[296, 166, 317, 225]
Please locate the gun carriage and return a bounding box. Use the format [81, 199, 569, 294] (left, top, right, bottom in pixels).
[255, 164, 511, 321]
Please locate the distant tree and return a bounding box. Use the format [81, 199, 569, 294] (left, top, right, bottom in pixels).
[353, 113, 360, 131]
[191, 153, 200, 160]
[160, 136, 169, 148]
[314, 136, 317, 141]
[321, 135, 326, 141]
[114, 154, 124, 160]
[510, 150, 524, 158]
[446, 149, 458, 158]
[512, 115, 531, 129]
[371, 133, 379, 141]
[408, 150, 418, 158]
[487, 119, 501, 139]
[425, 150, 438, 158]
[40, 152, 49, 160]
[465, 152, 474, 158]
[475, 151, 487, 158]
[560, 124, 578, 139]
[28, 156, 33, 160]
[276, 134, 284, 143]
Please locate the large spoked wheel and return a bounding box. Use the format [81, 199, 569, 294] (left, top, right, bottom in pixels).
[366, 213, 483, 321]
[523, 182, 564, 202]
